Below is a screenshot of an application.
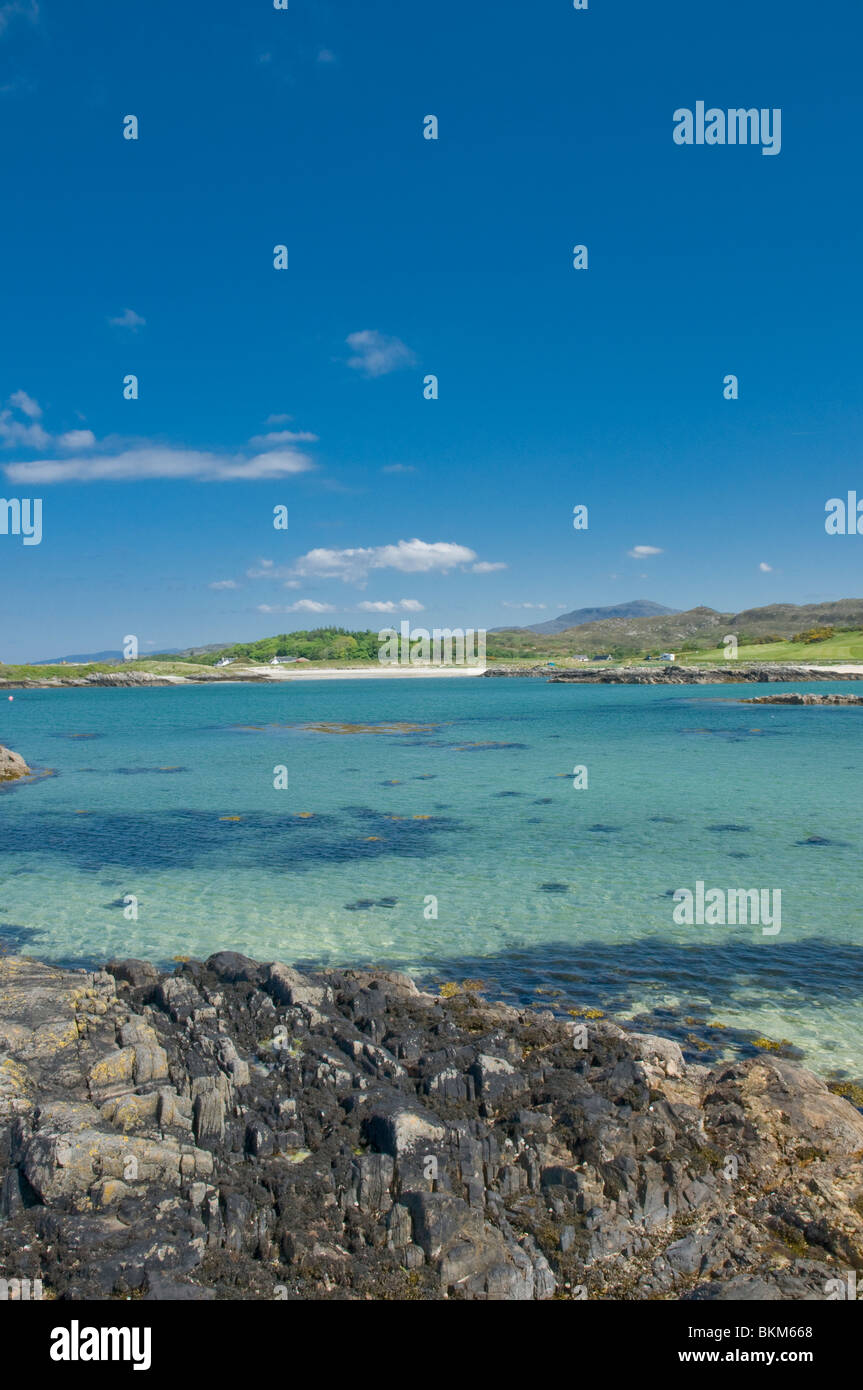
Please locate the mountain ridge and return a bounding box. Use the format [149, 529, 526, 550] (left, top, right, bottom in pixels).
[490, 599, 863, 657]
[27, 600, 863, 666]
[495, 599, 678, 635]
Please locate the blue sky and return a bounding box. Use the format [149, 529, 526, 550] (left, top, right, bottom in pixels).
[0, 0, 861, 661]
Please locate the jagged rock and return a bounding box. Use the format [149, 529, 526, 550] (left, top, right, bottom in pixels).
[106, 959, 160, 991]
[205, 952, 266, 985]
[469, 1053, 528, 1104]
[1, 952, 862, 1301]
[363, 1102, 447, 1158]
[264, 962, 331, 1009]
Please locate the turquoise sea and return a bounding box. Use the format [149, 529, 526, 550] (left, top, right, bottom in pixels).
[1, 678, 861, 1081]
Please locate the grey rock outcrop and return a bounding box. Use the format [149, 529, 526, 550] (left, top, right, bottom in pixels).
[1, 954, 862, 1301]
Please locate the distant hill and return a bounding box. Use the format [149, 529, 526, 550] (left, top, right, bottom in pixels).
[488, 599, 863, 658]
[27, 601, 863, 668]
[31, 648, 186, 665]
[508, 599, 679, 636]
[32, 650, 127, 665]
[490, 607, 726, 656]
[171, 642, 241, 658]
[30, 642, 238, 665]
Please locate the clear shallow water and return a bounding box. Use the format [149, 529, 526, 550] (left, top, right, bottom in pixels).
[1, 678, 861, 1080]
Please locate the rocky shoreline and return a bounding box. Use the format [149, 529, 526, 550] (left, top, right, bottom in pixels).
[1, 952, 861, 1302]
[742, 692, 863, 706]
[2, 663, 862, 689]
[542, 664, 863, 684]
[0, 671, 264, 690]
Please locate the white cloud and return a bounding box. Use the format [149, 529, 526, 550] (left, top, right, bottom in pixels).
[1, 393, 94, 452]
[759, 562, 773, 572]
[346, 330, 416, 378]
[9, 389, 41, 419]
[248, 429, 318, 447]
[257, 600, 335, 615]
[6, 444, 315, 485]
[109, 308, 146, 331]
[59, 429, 96, 450]
[266, 413, 292, 425]
[0, 410, 50, 450]
[0, 395, 322, 484]
[357, 598, 425, 613]
[209, 580, 239, 590]
[627, 545, 663, 558]
[502, 601, 547, 610]
[289, 538, 477, 586]
[472, 561, 507, 573]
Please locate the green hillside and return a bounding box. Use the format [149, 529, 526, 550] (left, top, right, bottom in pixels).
[678, 631, 863, 665]
[491, 600, 863, 660]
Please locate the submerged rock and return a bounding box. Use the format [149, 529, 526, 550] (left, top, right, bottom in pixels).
[1, 951, 862, 1301]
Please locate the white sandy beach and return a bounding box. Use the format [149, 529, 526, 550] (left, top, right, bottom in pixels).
[799, 663, 863, 674]
[242, 664, 487, 680]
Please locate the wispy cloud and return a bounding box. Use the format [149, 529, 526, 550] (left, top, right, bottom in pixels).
[759, 561, 773, 572]
[209, 580, 239, 590]
[357, 599, 424, 613]
[248, 429, 319, 447]
[0, 2, 39, 39]
[346, 330, 416, 378]
[9, 389, 40, 419]
[0, 418, 50, 449]
[381, 463, 416, 474]
[627, 545, 663, 558]
[59, 429, 96, 450]
[1, 393, 95, 453]
[257, 600, 335, 615]
[502, 601, 547, 610]
[6, 445, 316, 484]
[472, 561, 507, 573]
[108, 308, 146, 331]
[2, 399, 320, 484]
